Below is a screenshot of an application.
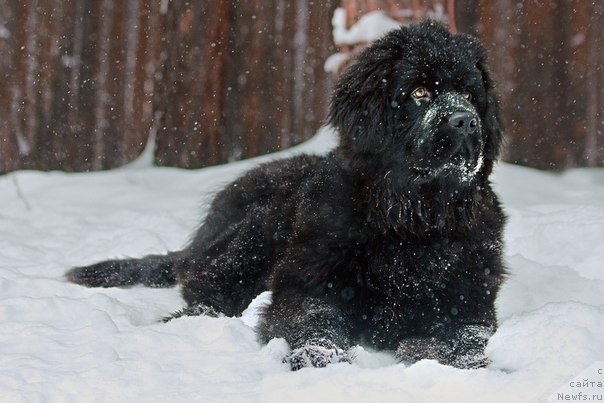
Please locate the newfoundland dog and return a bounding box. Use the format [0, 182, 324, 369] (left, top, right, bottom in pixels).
[67, 21, 506, 370]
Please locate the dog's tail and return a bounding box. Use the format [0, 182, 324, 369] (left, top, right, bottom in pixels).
[65, 252, 178, 288]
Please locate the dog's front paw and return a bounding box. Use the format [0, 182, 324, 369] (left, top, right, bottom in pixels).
[448, 325, 492, 369]
[396, 325, 493, 369]
[396, 336, 452, 364]
[449, 353, 490, 369]
[284, 339, 347, 371]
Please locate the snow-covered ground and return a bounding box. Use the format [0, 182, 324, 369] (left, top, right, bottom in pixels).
[1, 127, 604, 402]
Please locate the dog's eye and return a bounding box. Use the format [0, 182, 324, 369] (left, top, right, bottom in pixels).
[411, 87, 431, 100]
[462, 91, 473, 101]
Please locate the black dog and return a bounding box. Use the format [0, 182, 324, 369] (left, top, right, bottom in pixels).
[67, 21, 505, 370]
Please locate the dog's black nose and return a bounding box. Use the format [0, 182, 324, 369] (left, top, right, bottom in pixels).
[448, 112, 478, 135]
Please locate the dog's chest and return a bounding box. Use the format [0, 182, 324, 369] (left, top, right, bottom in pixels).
[365, 238, 467, 293]
[350, 238, 479, 347]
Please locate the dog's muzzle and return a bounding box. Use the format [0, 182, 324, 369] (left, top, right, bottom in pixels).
[416, 92, 484, 182]
[418, 92, 480, 138]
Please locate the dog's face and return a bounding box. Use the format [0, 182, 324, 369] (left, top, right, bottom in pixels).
[395, 66, 486, 185]
[330, 21, 502, 188]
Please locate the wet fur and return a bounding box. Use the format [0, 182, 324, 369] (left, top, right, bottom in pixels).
[66, 22, 506, 370]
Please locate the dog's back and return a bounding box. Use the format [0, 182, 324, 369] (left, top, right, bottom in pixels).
[66, 153, 327, 318]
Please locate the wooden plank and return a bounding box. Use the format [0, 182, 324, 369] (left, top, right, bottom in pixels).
[153, 0, 338, 169]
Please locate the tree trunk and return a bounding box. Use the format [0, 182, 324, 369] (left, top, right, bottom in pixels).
[457, 0, 604, 170]
[1, 1, 602, 173]
[0, 1, 159, 173]
[153, 0, 338, 168]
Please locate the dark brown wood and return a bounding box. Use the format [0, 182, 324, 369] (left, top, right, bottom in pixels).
[0, 0, 158, 173]
[153, 0, 338, 169]
[332, 1, 452, 74]
[0, 1, 602, 173]
[339, 0, 453, 26]
[457, 0, 604, 170]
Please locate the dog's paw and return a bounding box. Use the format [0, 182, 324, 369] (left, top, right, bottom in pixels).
[284, 339, 348, 371]
[449, 353, 490, 369]
[448, 325, 492, 369]
[396, 336, 452, 364]
[396, 325, 493, 369]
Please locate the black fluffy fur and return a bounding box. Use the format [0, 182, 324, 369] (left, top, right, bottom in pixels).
[66, 21, 506, 370]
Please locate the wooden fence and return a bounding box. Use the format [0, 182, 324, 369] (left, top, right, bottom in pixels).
[0, 0, 602, 173]
[458, 0, 604, 169]
[0, 0, 337, 173]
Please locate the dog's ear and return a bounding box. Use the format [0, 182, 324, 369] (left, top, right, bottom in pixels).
[328, 29, 406, 156]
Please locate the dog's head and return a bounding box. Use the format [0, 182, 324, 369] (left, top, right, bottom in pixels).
[329, 21, 502, 188]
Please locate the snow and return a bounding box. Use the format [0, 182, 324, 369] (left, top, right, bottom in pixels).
[331, 8, 401, 46]
[2, 126, 604, 402]
[324, 52, 350, 74]
[324, 6, 451, 73]
[325, 8, 402, 73]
